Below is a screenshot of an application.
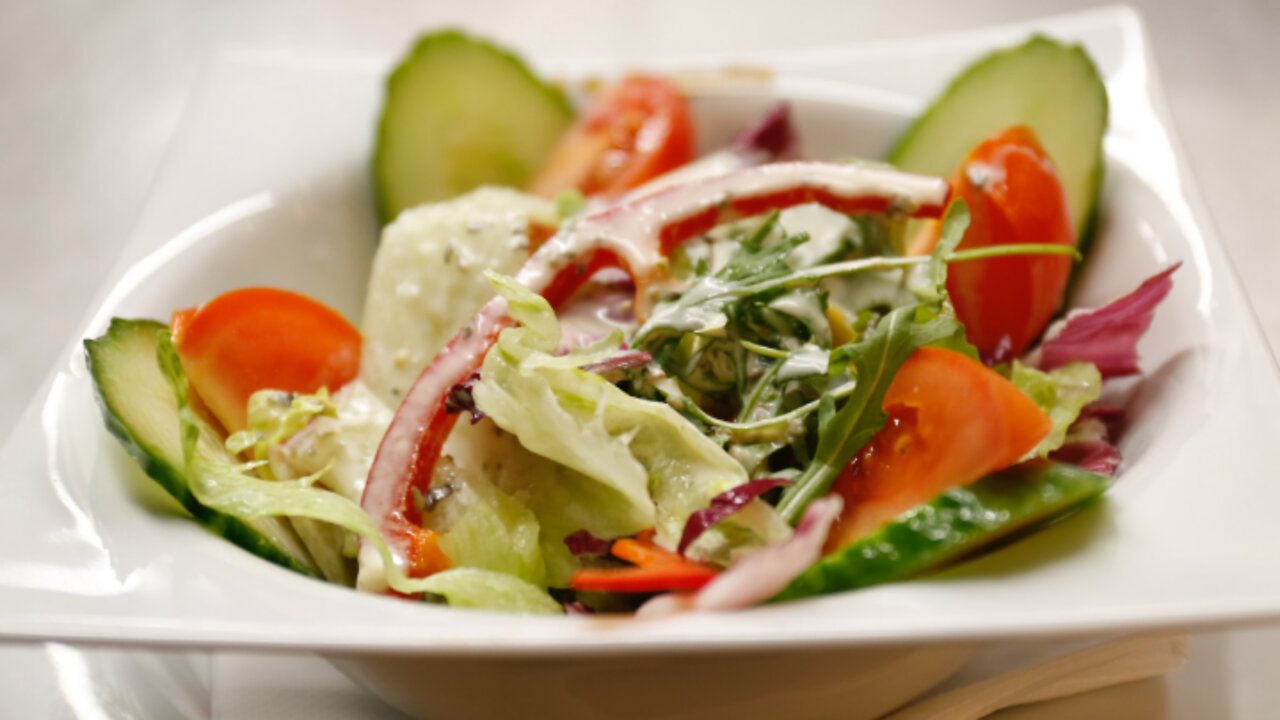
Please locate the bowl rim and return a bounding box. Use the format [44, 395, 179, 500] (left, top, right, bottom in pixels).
[4, 5, 1280, 656]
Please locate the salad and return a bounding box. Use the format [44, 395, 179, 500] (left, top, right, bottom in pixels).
[86, 31, 1177, 615]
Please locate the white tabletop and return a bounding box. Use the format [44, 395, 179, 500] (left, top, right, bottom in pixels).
[2, 0, 1277, 716]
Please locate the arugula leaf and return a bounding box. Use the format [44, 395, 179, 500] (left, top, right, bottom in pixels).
[924, 200, 970, 304]
[774, 303, 966, 522]
[774, 201, 972, 524]
[717, 212, 809, 283]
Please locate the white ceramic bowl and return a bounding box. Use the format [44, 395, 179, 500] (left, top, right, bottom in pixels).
[2, 7, 1278, 717]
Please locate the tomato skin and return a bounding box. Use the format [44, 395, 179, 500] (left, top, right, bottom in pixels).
[825, 346, 1051, 551]
[942, 126, 1075, 363]
[171, 288, 362, 433]
[529, 74, 695, 199]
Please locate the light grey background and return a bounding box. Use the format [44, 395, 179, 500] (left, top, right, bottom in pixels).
[1, 1, 1277, 716]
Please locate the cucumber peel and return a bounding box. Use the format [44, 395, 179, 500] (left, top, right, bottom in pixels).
[85, 319, 320, 577]
[373, 30, 573, 223]
[775, 461, 1109, 601]
[887, 36, 1108, 243]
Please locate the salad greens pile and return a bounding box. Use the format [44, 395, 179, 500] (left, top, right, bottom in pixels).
[85, 30, 1180, 616]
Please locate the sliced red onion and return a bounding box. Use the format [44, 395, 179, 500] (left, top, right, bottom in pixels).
[731, 102, 797, 160]
[581, 349, 653, 375]
[1026, 264, 1180, 379]
[639, 496, 844, 617]
[563, 529, 613, 557]
[677, 478, 793, 554]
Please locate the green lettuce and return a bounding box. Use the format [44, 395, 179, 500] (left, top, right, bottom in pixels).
[226, 388, 336, 475]
[472, 272, 790, 565]
[1010, 360, 1102, 457]
[156, 331, 558, 609]
[418, 568, 562, 615]
[432, 464, 546, 587]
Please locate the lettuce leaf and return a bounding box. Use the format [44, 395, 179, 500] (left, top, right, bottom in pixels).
[472, 272, 790, 565]
[432, 463, 546, 587]
[1010, 361, 1102, 457]
[273, 380, 393, 504]
[417, 568, 562, 615]
[155, 331, 496, 600]
[226, 388, 336, 474]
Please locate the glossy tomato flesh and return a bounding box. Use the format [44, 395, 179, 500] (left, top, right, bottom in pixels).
[529, 74, 694, 199]
[171, 287, 361, 433]
[825, 346, 1051, 551]
[942, 125, 1076, 363]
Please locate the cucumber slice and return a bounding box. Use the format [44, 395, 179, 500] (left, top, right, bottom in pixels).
[775, 461, 1108, 601]
[887, 36, 1108, 241]
[85, 319, 320, 577]
[373, 30, 573, 223]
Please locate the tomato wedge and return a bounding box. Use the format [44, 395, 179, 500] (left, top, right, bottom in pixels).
[362, 161, 951, 587]
[912, 126, 1076, 363]
[529, 74, 694, 199]
[825, 346, 1051, 551]
[170, 287, 361, 433]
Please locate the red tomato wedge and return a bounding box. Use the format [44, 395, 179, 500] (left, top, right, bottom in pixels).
[912, 126, 1075, 363]
[824, 346, 1051, 552]
[529, 74, 694, 199]
[170, 287, 362, 433]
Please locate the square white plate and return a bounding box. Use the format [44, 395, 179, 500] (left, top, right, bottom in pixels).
[2, 6, 1277, 655]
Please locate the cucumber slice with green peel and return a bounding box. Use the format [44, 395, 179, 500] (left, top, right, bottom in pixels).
[85, 319, 320, 578]
[887, 36, 1108, 242]
[775, 461, 1109, 601]
[373, 30, 574, 223]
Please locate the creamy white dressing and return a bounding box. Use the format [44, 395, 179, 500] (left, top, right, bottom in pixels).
[517, 162, 948, 315]
[778, 205, 857, 268]
[777, 344, 829, 381]
[555, 282, 636, 348]
[278, 380, 393, 503]
[769, 291, 830, 335]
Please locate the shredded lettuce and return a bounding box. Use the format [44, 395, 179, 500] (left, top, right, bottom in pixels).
[226, 388, 336, 474]
[156, 331, 524, 602]
[273, 381, 393, 503]
[471, 272, 790, 565]
[432, 464, 546, 587]
[417, 568, 562, 615]
[1010, 360, 1102, 457]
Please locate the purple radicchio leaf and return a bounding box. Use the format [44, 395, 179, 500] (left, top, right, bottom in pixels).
[1079, 404, 1126, 439]
[730, 102, 797, 160]
[1049, 412, 1122, 476]
[563, 529, 613, 557]
[1050, 438, 1122, 476]
[581, 349, 652, 375]
[442, 371, 485, 424]
[1026, 264, 1180, 379]
[677, 478, 792, 555]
